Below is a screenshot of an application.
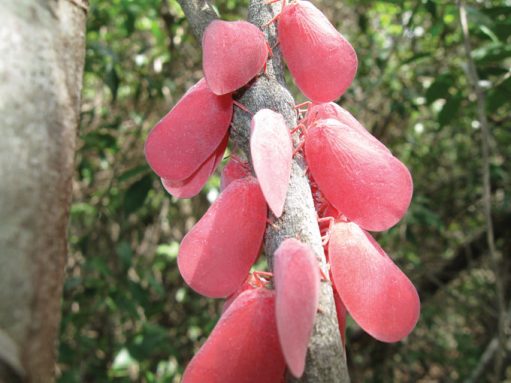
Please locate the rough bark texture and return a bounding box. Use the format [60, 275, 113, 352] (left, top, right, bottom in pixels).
[177, 0, 218, 45]
[177, 0, 350, 382]
[0, 1, 88, 382]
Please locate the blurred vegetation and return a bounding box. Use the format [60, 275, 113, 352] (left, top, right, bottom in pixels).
[58, 0, 511, 382]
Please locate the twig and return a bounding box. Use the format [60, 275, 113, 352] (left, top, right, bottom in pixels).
[66, 0, 89, 13]
[457, 1, 507, 380]
[176, 0, 218, 43]
[464, 302, 511, 383]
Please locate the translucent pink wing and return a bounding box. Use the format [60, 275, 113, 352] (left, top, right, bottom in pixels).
[177, 177, 267, 298]
[329, 222, 420, 342]
[203, 20, 268, 95]
[182, 289, 286, 383]
[220, 156, 250, 191]
[162, 133, 228, 198]
[305, 119, 413, 231]
[145, 78, 232, 180]
[250, 109, 293, 217]
[161, 155, 215, 199]
[274, 238, 320, 378]
[278, 1, 357, 102]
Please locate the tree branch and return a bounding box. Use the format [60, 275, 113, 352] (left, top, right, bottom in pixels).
[176, 0, 218, 43]
[418, 211, 511, 300]
[176, 1, 350, 381]
[464, 301, 511, 383]
[0, 0, 87, 381]
[457, 1, 507, 380]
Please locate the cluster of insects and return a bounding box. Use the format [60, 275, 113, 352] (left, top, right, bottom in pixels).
[144, 1, 419, 381]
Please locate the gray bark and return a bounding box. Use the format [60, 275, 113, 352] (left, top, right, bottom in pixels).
[0, 1, 88, 382]
[177, 0, 350, 382]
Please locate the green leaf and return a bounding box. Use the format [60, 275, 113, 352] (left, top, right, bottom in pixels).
[467, 5, 495, 30]
[487, 77, 511, 113]
[402, 52, 432, 65]
[82, 131, 117, 151]
[494, 21, 511, 41]
[105, 64, 120, 102]
[479, 25, 499, 43]
[426, 74, 454, 104]
[118, 165, 150, 182]
[424, 0, 437, 19]
[472, 42, 511, 64]
[111, 348, 138, 377]
[481, 6, 511, 19]
[116, 241, 133, 268]
[438, 95, 462, 126]
[123, 174, 153, 214]
[156, 242, 180, 260]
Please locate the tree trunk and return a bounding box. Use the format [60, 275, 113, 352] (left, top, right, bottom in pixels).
[0, 1, 88, 382]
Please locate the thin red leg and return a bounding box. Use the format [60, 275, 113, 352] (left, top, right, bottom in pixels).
[254, 271, 273, 279]
[266, 41, 274, 58]
[266, 218, 280, 230]
[318, 216, 335, 246]
[290, 123, 305, 135]
[233, 100, 253, 116]
[294, 101, 312, 110]
[292, 140, 305, 157]
[319, 267, 329, 282]
[263, 1, 284, 28]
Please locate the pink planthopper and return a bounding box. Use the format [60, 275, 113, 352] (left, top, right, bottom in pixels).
[329, 221, 420, 343]
[304, 102, 390, 153]
[144, 78, 232, 181]
[220, 155, 251, 191]
[177, 176, 267, 298]
[221, 271, 271, 313]
[304, 118, 413, 231]
[182, 288, 286, 383]
[203, 20, 270, 95]
[161, 132, 228, 199]
[250, 109, 293, 218]
[278, 0, 358, 103]
[273, 238, 320, 378]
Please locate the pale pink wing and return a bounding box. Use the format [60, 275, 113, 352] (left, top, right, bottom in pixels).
[305, 119, 413, 231]
[203, 20, 268, 95]
[145, 78, 232, 180]
[274, 238, 320, 377]
[177, 177, 267, 298]
[182, 289, 286, 383]
[329, 222, 420, 342]
[250, 109, 293, 218]
[278, 1, 357, 102]
[162, 132, 228, 198]
[220, 156, 250, 191]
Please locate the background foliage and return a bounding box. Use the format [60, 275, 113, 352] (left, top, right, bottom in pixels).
[58, 0, 511, 382]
